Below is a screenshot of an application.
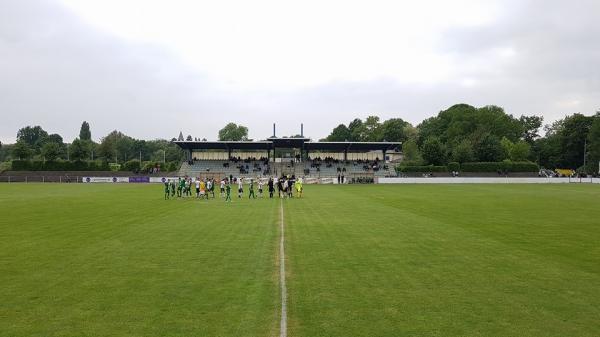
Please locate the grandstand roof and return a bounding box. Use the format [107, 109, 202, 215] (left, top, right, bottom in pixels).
[174, 139, 400, 152]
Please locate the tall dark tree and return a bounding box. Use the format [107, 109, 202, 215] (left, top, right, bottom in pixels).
[348, 118, 366, 141]
[79, 121, 91, 141]
[559, 114, 593, 168]
[586, 114, 600, 173]
[12, 140, 32, 160]
[451, 139, 474, 163]
[380, 118, 409, 142]
[519, 115, 543, 143]
[363, 116, 382, 141]
[421, 137, 446, 165]
[401, 139, 422, 164]
[70, 138, 90, 161]
[41, 142, 61, 161]
[17, 126, 48, 150]
[474, 134, 503, 162]
[326, 124, 352, 141]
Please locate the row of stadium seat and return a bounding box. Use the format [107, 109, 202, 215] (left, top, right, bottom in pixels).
[179, 160, 395, 178]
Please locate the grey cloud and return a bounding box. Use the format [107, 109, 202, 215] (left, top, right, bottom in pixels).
[1, 0, 599, 144]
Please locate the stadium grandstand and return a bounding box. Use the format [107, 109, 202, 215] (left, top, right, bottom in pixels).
[174, 125, 400, 182]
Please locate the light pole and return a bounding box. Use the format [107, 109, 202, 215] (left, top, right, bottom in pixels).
[162, 149, 166, 163]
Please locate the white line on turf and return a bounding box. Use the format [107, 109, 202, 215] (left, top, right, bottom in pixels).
[279, 200, 288, 337]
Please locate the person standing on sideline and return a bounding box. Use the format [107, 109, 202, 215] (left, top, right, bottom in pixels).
[248, 179, 256, 199]
[220, 178, 225, 198]
[195, 178, 201, 198]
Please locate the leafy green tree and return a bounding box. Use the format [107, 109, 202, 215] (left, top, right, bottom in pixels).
[418, 104, 523, 147]
[559, 114, 593, 168]
[451, 139, 474, 163]
[218, 123, 248, 141]
[348, 118, 366, 141]
[16, 126, 49, 151]
[12, 140, 32, 160]
[403, 124, 418, 142]
[474, 134, 503, 162]
[401, 139, 422, 164]
[500, 137, 514, 160]
[69, 138, 90, 161]
[186, 135, 193, 141]
[326, 124, 352, 141]
[79, 121, 91, 141]
[41, 142, 61, 161]
[98, 130, 126, 161]
[363, 116, 382, 141]
[421, 137, 446, 165]
[586, 114, 600, 173]
[519, 115, 543, 143]
[380, 118, 410, 142]
[510, 141, 531, 161]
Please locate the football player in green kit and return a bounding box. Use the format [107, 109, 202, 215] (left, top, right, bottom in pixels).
[225, 179, 232, 202]
[248, 179, 256, 199]
[164, 179, 171, 200]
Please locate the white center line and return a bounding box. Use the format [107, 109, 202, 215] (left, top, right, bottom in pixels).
[279, 200, 287, 337]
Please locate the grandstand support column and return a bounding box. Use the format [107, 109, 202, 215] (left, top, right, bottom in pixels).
[344, 150, 348, 161]
[187, 149, 192, 161]
[383, 150, 387, 162]
[228, 148, 232, 160]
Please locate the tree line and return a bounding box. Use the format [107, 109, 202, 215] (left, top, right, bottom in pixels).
[0, 122, 184, 171]
[1, 104, 599, 172]
[323, 104, 600, 172]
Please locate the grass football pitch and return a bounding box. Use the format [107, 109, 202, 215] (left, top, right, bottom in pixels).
[0, 183, 599, 337]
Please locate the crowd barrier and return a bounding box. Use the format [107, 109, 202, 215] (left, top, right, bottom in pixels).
[3, 176, 597, 184]
[376, 177, 600, 184]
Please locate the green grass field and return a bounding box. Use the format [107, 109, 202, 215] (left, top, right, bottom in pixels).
[1, 183, 599, 337]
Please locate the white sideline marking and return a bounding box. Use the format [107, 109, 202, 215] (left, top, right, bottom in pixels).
[279, 201, 287, 337]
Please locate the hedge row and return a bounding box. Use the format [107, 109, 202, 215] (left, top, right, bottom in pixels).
[397, 165, 448, 173]
[460, 161, 539, 172]
[11, 160, 111, 171]
[10, 160, 181, 172]
[397, 161, 539, 173]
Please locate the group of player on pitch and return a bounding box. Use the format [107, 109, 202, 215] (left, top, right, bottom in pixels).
[164, 176, 303, 201]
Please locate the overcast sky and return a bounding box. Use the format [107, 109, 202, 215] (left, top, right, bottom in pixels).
[1, 0, 599, 143]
